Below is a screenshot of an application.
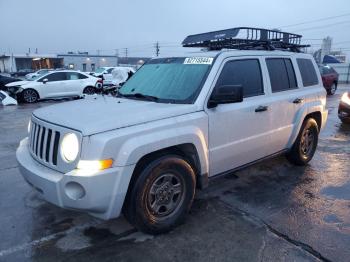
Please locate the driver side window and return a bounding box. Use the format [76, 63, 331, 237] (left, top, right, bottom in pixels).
[216, 59, 264, 98]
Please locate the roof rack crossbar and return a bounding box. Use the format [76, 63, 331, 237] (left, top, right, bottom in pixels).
[182, 27, 310, 53]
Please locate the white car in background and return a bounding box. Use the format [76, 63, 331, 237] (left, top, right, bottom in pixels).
[6, 70, 100, 103]
[103, 67, 135, 86]
[25, 69, 53, 80]
[92, 67, 116, 78]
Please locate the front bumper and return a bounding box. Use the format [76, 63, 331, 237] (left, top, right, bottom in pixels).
[338, 102, 350, 123]
[16, 138, 135, 220]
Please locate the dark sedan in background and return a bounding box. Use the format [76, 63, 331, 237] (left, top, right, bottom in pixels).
[10, 69, 34, 77]
[319, 65, 339, 95]
[339, 92, 350, 124]
[0, 74, 21, 90]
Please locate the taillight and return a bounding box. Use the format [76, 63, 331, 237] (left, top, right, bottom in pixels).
[96, 79, 103, 88]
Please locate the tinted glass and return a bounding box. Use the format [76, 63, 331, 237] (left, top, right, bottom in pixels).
[78, 73, 88, 79]
[297, 58, 318, 86]
[66, 72, 80, 80]
[285, 59, 297, 88]
[41, 72, 66, 82]
[266, 58, 297, 92]
[216, 59, 263, 97]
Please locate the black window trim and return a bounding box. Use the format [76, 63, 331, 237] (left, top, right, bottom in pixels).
[265, 57, 298, 93]
[213, 58, 265, 100]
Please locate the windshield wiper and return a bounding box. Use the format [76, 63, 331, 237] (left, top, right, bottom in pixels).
[120, 93, 159, 102]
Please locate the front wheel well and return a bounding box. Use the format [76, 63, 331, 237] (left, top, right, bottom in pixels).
[124, 144, 202, 208]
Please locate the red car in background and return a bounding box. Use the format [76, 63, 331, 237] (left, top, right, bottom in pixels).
[319, 65, 339, 95]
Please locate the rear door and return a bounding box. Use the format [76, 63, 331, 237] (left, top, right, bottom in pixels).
[206, 57, 276, 176]
[263, 57, 303, 152]
[65, 72, 88, 96]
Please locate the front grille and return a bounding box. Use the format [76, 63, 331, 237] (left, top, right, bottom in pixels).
[29, 121, 61, 166]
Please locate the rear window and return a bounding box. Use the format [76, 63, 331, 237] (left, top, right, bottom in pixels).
[297, 58, 319, 87]
[216, 59, 264, 98]
[266, 58, 297, 92]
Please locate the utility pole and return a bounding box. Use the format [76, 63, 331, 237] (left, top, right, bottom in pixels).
[124, 48, 128, 64]
[155, 41, 160, 57]
[115, 49, 119, 66]
[97, 49, 100, 67]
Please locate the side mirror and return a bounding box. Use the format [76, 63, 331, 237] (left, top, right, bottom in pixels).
[42, 78, 48, 84]
[208, 85, 243, 108]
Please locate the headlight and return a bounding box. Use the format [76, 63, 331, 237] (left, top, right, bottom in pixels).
[27, 120, 31, 133]
[61, 133, 79, 162]
[341, 92, 350, 106]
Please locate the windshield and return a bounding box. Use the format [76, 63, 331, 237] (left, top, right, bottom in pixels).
[95, 67, 106, 74]
[119, 57, 212, 104]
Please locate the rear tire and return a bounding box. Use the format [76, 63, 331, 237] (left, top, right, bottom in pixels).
[83, 86, 95, 95]
[123, 155, 196, 234]
[287, 118, 319, 166]
[327, 83, 337, 95]
[22, 89, 39, 103]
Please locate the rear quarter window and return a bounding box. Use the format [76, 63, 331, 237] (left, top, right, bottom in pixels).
[297, 58, 319, 87]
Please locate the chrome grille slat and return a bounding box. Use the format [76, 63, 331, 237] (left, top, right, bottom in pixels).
[46, 129, 52, 163]
[40, 127, 47, 160]
[36, 126, 43, 156]
[28, 116, 81, 173]
[33, 124, 39, 154]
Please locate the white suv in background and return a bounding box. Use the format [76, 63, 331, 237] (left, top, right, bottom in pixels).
[16, 27, 328, 234]
[6, 70, 100, 103]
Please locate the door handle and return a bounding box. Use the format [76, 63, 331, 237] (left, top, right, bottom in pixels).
[293, 98, 304, 104]
[255, 105, 268, 112]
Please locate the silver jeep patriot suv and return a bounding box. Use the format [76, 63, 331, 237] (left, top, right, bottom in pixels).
[17, 27, 328, 234]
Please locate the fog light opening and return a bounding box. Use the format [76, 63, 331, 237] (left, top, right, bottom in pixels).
[65, 182, 86, 200]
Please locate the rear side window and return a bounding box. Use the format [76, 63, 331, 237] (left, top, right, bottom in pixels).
[266, 58, 297, 92]
[216, 59, 264, 98]
[297, 58, 318, 86]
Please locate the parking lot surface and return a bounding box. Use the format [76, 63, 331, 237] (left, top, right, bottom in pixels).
[1, 87, 350, 262]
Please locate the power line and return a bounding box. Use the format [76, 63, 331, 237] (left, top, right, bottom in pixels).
[297, 20, 350, 32]
[280, 13, 350, 28]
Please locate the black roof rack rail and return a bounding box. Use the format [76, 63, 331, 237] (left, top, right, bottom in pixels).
[182, 27, 310, 53]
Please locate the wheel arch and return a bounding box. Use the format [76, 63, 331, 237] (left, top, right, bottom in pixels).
[128, 143, 204, 192]
[21, 88, 40, 100]
[288, 106, 323, 148]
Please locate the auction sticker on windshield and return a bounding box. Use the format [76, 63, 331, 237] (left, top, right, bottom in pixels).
[184, 57, 213, 65]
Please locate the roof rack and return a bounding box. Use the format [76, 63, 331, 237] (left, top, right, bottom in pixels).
[182, 27, 310, 53]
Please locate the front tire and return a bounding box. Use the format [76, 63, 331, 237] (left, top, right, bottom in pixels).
[287, 118, 319, 166]
[22, 89, 39, 103]
[83, 86, 95, 95]
[124, 155, 196, 234]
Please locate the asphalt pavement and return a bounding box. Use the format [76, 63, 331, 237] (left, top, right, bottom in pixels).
[0, 86, 350, 262]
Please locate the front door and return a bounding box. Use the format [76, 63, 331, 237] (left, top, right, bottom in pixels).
[206, 58, 275, 176]
[38, 72, 67, 98]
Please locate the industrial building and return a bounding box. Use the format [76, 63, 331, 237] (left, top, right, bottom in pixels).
[0, 52, 148, 73]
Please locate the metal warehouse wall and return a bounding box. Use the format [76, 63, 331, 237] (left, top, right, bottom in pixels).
[329, 63, 350, 84]
[58, 55, 118, 72]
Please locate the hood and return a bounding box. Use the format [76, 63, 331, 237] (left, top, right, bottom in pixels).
[33, 96, 199, 136]
[6, 80, 31, 87]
